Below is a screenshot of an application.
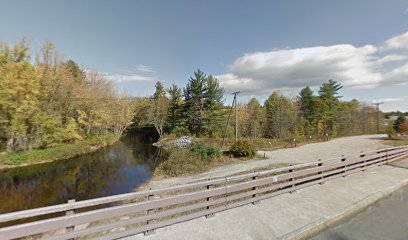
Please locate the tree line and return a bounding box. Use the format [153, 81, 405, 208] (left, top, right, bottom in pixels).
[133, 69, 225, 138]
[0, 41, 385, 154]
[135, 71, 381, 141]
[0, 41, 135, 153]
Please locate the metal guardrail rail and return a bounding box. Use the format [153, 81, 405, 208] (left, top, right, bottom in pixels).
[0, 145, 407, 240]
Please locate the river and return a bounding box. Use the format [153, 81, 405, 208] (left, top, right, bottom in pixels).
[0, 129, 163, 214]
[310, 182, 408, 240]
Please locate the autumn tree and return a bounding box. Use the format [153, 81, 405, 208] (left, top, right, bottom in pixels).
[137, 81, 169, 137]
[400, 119, 408, 133]
[264, 92, 298, 138]
[394, 115, 407, 133]
[0, 42, 41, 152]
[1, 41, 137, 152]
[246, 98, 264, 138]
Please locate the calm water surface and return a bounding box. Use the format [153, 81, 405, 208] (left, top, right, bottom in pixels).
[0, 130, 163, 214]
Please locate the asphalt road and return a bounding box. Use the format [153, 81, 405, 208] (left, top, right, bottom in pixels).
[310, 160, 408, 240]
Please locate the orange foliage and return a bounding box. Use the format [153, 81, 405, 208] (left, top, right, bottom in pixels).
[401, 120, 408, 133]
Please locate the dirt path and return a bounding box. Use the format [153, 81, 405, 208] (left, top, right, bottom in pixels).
[140, 134, 388, 190]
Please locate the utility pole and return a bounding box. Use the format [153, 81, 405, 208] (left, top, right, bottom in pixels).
[221, 92, 240, 148]
[374, 102, 384, 134]
[233, 92, 240, 143]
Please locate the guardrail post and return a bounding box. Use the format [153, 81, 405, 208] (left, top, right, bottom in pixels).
[318, 159, 325, 185]
[360, 152, 366, 171]
[205, 179, 215, 218]
[144, 190, 156, 236]
[66, 199, 75, 240]
[289, 165, 296, 193]
[341, 156, 347, 177]
[385, 148, 389, 164]
[252, 173, 259, 205]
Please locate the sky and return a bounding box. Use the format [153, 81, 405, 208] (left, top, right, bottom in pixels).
[1, 0, 408, 111]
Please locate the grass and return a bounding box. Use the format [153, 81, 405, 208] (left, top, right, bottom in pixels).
[0, 133, 119, 167]
[193, 136, 318, 151]
[154, 147, 246, 177]
[381, 135, 408, 147]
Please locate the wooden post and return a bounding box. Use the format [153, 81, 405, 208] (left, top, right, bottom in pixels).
[318, 160, 325, 185]
[66, 199, 75, 240]
[144, 191, 156, 235]
[252, 174, 259, 205]
[341, 156, 347, 177]
[205, 179, 215, 218]
[360, 152, 366, 171]
[289, 165, 296, 193]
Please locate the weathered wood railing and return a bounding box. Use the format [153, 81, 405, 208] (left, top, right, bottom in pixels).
[0, 145, 407, 240]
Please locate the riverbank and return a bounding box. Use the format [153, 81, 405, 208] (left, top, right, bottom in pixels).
[140, 134, 388, 190]
[0, 134, 120, 170]
[151, 135, 322, 178]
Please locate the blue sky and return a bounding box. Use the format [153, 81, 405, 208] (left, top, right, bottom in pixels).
[1, 0, 408, 111]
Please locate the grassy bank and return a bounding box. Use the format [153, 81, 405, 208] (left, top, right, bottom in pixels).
[0, 134, 119, 169]
[155, 150, 259, 178]
[154, 140, 261, 177]
[381, 136, 408, 147]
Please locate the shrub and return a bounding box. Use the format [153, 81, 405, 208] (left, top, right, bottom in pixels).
[229, 140, 256, 158]
[155, 143, 223, 177]
[190, 143, 221, 160]
[387, 125, 396, 139]
[155, 149, 202, 177]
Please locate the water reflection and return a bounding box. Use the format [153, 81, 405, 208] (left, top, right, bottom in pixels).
[0, 130, 162, 214]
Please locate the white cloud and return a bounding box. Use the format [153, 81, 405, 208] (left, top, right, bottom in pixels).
[217, 44, 388, 95]
[373, 97, 408, 112]
[135, 64, 155, 73]
[369, 98, 408, 112]
[385, 31, 408, 49]
[106, 73, 155, 83]
[384, 62, 408, 85]
[375, 54, 408, 64]
[372, 98, 405, 104]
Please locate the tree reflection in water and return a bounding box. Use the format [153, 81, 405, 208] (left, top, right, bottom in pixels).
[0, 130, 163, 213]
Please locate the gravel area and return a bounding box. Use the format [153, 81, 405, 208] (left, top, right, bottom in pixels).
[140, 134, 389, 190]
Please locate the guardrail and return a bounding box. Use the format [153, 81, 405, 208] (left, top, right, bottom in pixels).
[0, 145, 407, 240]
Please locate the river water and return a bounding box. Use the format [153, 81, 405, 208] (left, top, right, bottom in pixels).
[0, 130, 163, 214]
[310, 182, 408, 240]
